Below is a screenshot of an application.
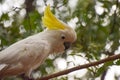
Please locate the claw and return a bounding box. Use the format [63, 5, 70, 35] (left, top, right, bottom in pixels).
[20, 74, 34, 80]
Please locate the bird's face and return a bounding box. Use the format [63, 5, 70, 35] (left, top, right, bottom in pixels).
[42, 5, 77, 54]
[44, 27, 77, 54]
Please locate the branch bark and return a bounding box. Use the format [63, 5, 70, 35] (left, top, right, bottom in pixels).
[38, 53, 120, 80]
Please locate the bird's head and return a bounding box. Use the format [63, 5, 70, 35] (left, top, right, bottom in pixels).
[42, 5, 77, 53]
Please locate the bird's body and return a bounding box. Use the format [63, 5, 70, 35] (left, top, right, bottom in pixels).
[0, 5, 76, 79]
[0, 32, 51, 77]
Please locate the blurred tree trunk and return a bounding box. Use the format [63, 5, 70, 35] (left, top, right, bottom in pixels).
[25, 0, 35, 13]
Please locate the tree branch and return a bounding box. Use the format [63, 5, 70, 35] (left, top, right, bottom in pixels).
[38, 53, 120, 80]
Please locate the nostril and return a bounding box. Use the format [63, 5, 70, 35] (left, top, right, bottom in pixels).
[64, 42, 71, 50]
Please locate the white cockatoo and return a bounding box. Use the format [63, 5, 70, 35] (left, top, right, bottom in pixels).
[0, 5, 77, 79]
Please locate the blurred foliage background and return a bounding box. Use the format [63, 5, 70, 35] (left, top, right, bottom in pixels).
[0, 0, 120, 80]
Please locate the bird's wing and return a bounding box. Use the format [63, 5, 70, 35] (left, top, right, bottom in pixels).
[0, 37, 50, 70]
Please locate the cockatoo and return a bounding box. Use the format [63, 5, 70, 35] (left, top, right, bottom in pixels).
[0, 5, 77, 79]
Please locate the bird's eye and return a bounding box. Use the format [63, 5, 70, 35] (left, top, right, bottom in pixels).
[61, 35, 65, 39]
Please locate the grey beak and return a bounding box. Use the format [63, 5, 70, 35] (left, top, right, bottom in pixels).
[64, 42, 71, 50]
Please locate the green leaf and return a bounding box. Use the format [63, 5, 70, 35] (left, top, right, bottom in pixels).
[115, 60, 120, 65]
[0, 13, 9, 21]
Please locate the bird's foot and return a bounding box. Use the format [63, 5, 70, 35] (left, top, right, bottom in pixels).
[20, 74, 34, 80]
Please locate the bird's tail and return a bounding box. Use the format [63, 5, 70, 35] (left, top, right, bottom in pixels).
[0, 64, 8, 78]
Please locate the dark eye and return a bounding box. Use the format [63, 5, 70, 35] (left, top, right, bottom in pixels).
[61, 35, 65, 39]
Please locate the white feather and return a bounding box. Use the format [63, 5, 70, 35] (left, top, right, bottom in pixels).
[0, 64, 7, 71]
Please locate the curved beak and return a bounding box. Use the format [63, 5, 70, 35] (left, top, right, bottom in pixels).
[64, 42, 71, 50]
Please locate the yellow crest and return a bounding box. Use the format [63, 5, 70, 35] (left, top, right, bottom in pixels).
[42, 5, 65, 30]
